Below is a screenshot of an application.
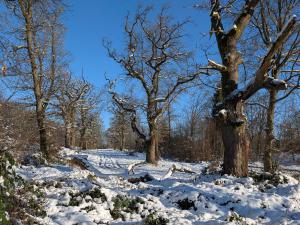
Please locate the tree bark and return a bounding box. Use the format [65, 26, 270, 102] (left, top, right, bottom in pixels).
[146, 137, 157, 165]
[36, 108, 48, 158]
[155, 129, 160, 161]
[210, 0, 296, 177]
[221, 101, 249, 176]
[146, 122, 157, 165]
[64, 109, 76, 148]
[70, 110, 76, 147]
[264, 89, 276, 172]
[23, 5, 49, 157]
[80, 127, 87, 150]
[65, 121, 72, 148]
[217, 35, 249, 176]
[210, 0, 258, 176]
[167, 105, 172, 147]
[120, 127, 125, 150]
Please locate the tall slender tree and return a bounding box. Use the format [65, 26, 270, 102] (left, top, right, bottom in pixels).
[3, 0, 65, 157]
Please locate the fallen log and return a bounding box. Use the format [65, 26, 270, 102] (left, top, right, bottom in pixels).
[128, 173, 154, 183]
[161, 164, 197, 180]
[70, 154, 105, 177]
[127, 161, 147, 174]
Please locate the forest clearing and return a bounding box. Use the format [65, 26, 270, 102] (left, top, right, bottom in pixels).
[0, 0, 300, 224]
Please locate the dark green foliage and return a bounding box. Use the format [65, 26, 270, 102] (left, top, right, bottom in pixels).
[110, 195, 144, 220]
[0, 152, 17, 225]
[27, 195, 47, 218]
[176, 198, 197, 211]
[87, 188, 107, 202]
[68, 197, 81, 206]
[250, 172, 289, 186]
[144, 213, 169, 225]
[68, 187, 107, 206]
[0, 152, 46, 224]
[225, 212, 243, 222]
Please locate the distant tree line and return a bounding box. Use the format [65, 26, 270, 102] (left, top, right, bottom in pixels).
[105, 92, 300, 164]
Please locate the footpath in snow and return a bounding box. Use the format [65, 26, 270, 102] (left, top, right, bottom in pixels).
[17, 149, 300, 225]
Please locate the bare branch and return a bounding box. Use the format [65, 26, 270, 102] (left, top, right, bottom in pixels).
[208, 59, 227, 72]
[242, 15, 297, 100]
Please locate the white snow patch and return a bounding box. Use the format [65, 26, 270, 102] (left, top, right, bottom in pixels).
[0, 176, 4, 186]
[16, 149, 300, 225]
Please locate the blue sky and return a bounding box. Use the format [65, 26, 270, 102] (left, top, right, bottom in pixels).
[1, 1, 298, 130]
[63, 0, 211, 128]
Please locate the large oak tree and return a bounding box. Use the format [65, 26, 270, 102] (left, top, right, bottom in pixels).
[209, 0, 298, 176]
[105, 6, 209, 164]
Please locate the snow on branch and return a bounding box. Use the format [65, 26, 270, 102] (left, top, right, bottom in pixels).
[242, 15, 297, 101]
[263, 77, 288, 90]
[208, 59, 227, 72]
[226, 0, 259, 40]
[210, 0, 225, 38]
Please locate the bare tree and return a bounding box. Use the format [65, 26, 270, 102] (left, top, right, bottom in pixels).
[3, 0, 65, 158]
[105, 6, 209, 165]
[84, 112, 104, 149]
[244, 94, 268, 161]
[54, 73, 90, 148]
[107, 103, 134, 151]
[209, 0, 298, 176]
[77, 84, 101, 150]
[250, 0, 300, 172]
[279, 107, 300, 156]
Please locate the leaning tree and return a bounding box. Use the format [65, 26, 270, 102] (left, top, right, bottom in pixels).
[209, 0, 298, 176]
[105, 6, 209, 164]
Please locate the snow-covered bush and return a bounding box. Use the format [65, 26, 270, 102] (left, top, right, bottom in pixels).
[0, 152, 47, 224]
[144, 213, 169, 225]
[110, 195, 144, 220]
[0, 152, 17, 224]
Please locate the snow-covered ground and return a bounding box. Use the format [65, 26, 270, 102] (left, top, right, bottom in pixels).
[16, 149, 300, 225]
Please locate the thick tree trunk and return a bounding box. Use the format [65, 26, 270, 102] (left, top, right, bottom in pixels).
[120, 127, 125, 150]
[37, 110, 48, 158]
[80, 128, 87, 150]
[146, 137, 157, 164]
[220, 101, 249, 177]
[216, 32, 250, 176]
[167, 105, 172, 147]
[64, 110, 75, 148]
[155, 130, 160, 161]
[65, 121, 72, 148]
[209, 0, 295, 177]
[70, 110, 76, 147]
[221, 125, 249, 176]
[146, 123, 157, 164]
[264, 90, 276, 172]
